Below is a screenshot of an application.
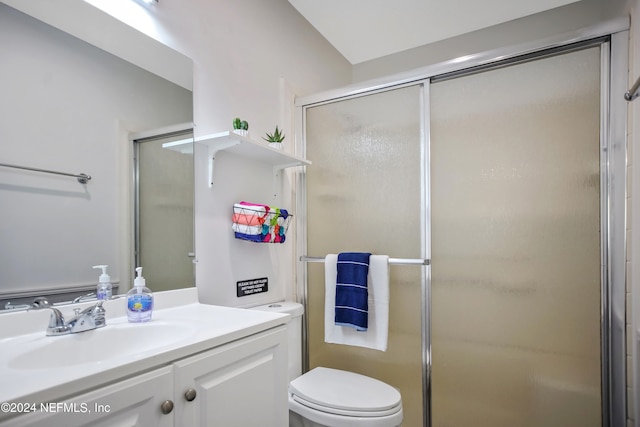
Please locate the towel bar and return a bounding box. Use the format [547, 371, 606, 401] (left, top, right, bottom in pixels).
[0, 162, 91, 184]
[300, 256, 429, 266]
[625, 74, 640, 101]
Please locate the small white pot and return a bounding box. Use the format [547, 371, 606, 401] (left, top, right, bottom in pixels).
[233, 129, 248, 137]
[268, 142, 282, 149]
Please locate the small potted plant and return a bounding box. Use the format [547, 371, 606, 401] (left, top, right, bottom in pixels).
[263, 126, 285, 149]
[232, 117, 249, 137]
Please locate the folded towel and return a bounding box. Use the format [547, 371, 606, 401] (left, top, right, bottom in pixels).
[233, 202, 270, 215]
[232, 202, 289, 244]
[234, 232, 264, 242]
[232, 213, 266, 226]
[234, 231, 286, 243]
[233, 203, 288, 218]
[264, 230, 286, 243]
[325, 254, 390, 351]
[232, 223, 266, 235]
[334, 252, 371, 331]
[233, 204, 288, 225]
[238, 200, 270, 209]
[269, 208, 281, 226]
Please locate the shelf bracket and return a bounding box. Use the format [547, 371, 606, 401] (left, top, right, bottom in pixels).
[207, 141, 239, 187]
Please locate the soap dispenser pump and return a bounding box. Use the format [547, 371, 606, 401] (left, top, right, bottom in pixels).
[127, 267, 153, 323]
[92, 265, 112, 300]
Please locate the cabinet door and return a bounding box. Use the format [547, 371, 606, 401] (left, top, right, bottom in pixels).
[174, 326, 288, 427]
[2, 366, 174, 427]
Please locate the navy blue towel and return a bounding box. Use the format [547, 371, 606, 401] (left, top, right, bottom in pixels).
[335, 252, 371, 331]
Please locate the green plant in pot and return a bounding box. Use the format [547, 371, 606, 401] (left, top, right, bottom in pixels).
[232, 117, 249, 136]
[263, 126, 285, 149]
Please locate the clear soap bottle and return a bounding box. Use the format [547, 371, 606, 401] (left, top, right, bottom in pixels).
[127, 267, 153, 323]
[93, 265, 112, 300]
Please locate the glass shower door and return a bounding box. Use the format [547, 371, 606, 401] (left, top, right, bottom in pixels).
[305, 85, 425, 426]
[135, 132, 195, 292]
[429, 46, 602, 427]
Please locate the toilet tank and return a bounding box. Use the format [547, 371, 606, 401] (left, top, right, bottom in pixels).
[250, 301, 303, 381]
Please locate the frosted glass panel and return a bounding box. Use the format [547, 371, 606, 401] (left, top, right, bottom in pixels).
[305, 86, 423, 426]
[430, 47, 601, 427]
[138, 135, 194, 292]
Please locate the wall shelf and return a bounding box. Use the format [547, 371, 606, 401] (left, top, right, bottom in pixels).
[195, 131, 311, 186]
[162, 139, 193, 154]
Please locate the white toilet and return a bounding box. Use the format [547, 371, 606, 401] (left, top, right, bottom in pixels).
[251, 302, 403, 427]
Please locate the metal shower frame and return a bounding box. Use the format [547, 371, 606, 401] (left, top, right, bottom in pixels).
[294, 17, 629, 427]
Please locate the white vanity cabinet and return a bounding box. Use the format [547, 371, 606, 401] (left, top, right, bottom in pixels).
[2, 366, 174, 427]
[174, 325, 288, 426]
[2, 326, 288, 427]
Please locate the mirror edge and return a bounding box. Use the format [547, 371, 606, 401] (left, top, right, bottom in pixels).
[0, 0, 193, 91]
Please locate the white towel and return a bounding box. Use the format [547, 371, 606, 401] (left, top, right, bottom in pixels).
[231, 223, 263, 235]
[324, 254, 389, 351]
[233, 203, 270, 215]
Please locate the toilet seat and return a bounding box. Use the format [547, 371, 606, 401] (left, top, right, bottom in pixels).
[289, 367, 402, 417]
[291, 394, 401, 417]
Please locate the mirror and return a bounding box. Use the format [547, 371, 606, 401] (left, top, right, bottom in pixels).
[0, 3, 194, 309]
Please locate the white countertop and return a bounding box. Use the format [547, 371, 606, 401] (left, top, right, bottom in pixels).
[0, 288, 289, 421]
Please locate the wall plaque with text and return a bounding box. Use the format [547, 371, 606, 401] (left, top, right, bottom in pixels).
[237, 277, 268, 297]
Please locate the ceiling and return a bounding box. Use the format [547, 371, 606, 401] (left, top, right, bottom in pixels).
[287, 0, 582, 64]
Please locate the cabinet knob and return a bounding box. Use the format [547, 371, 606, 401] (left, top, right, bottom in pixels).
[184, 388, 197, 402]
[160, 400, 174, 414]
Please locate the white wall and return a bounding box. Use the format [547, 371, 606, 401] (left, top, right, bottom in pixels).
[0, 0, 193, 91]
[0, 4, 192, 299]
[148, 0, 352, 306]
[352, 0, 629, 82]
[1, 0, 351, 306]
[84, 0, 352, 137]
[80, 0, 353, 306]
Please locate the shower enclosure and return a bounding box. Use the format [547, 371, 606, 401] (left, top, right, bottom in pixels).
[296, 23, 628, 427]
[134, 129, 195, 292]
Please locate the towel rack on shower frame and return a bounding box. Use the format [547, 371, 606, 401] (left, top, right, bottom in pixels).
[625, 74, 640, 101]
[0, 162, 91, 184]
[300, 255, 430, 266]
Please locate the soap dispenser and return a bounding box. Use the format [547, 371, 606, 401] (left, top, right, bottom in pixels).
[127, 267, 153, 323]
[92, 265, 112, 300]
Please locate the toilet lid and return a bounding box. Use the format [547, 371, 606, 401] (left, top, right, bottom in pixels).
[289, 367, 401, 414]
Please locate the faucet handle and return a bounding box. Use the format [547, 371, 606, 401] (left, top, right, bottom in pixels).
[92, 301, 106, 328]
[72, 292, 96, 303]
[31, 297, 51, 308]
[45, 307, 65, 326]
[79, 301, 104, 315]
[29, 306, 70, 336]
[74, 301, 106, 328]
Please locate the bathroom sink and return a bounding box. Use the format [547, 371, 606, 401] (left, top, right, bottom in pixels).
[0, 291, 291, 411]
[8, 320, 196, 370]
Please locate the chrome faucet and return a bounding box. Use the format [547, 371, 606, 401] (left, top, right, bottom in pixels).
[33, 301, 106, 336]
[32, 296, 52, 308]
[69, 302, 106, 332]
[72, 292, 97, 303]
